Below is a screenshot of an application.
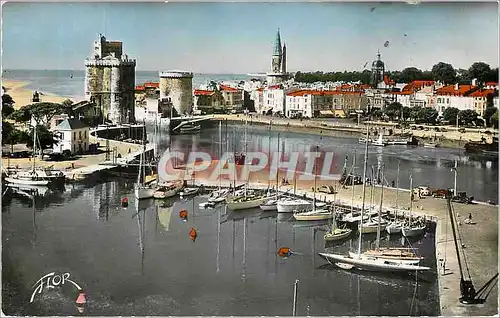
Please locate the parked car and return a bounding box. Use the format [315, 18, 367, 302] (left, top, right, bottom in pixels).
[318, 185, 337, 194]
[413, 186, 431, 196]
[452, 192, 474, 204]
[432, 189, 449, 199]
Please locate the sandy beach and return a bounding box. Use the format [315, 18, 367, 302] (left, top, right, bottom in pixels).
[2, 79, 71, 109]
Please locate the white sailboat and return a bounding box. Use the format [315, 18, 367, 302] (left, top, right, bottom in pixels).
[5, 125, 52, 186]
[276, 198, 312, 213]
[372, 134, 387, 147]
[324, 194, 352, 241]
[294, 145, 333, 221]
[402, 175, 427, 238]
[318, 125, 430, 272]
[359, 165, 388, 234]
[225, 119, 272, 210]
[386, 161, 403, 234]
[134, 124, 155, 200]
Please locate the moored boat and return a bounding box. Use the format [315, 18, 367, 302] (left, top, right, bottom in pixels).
[294, 209, 332, 221]
[260, 198, 278, 211]
[277, 198, 312, 213]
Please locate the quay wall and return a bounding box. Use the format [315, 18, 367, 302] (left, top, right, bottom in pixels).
[211, 115, 480, 150]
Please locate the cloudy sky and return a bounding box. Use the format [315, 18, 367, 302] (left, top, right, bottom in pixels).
[2, 2, 498, 73]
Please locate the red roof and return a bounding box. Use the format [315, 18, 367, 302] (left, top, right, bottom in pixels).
[469, 89, 495, 98]
[144, 82, 159, 88]
[220, 85, 240, 92]
[256, 87, 265, 92]
[392, 91, 414, 95]
[267, 84, 282, 89]
[287, 90, 362, 97]
[194, 89, 215, 96]
[485, 81, 499, 87]
[436, 85, 477, 96]
[135, 85, 145, 91]
[383, 75, 395, 85]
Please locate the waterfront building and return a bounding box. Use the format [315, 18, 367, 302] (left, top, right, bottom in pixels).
[159, 71, 194, 116]
[285, 89, 338, 118]
[469, 89, 497, 116]
[135, 82, 161, 122]
[52, 118, 90, 154]
[331, 91, 369, 117]
[266, 29, 289, 85]
[84, 34, 136, 125]
[193, 89, 225, 113]
[252, 87, 265, 114]
[263, 85, 286, 115]
[220, 84, 244, 111]
[435, 84, 477, 115]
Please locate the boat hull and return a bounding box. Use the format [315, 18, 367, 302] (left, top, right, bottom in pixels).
[294, 210, 333, 221]
[260, 204, 277, 211]
[5, 177, 50, 186]
[348, 251, 421, 265]
[153, 188, 177, 199]
[227, 196, 269, 211]
[324, 229, 352, 241]
[402, 226, 426, 237]
[318, 253, 430, 272]
[386, 222, 402, 234]
[277, 200, 312, 213]
[135, 186, 155, 200]
[180, 188, 199, 197]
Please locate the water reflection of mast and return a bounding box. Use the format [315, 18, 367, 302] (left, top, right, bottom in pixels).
[135, 200, 146, 275]
[31, 191, 37, 246]
[216, 205, 223, 273]
[242, 216, 247, 281]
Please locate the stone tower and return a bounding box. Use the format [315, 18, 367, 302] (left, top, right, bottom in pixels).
[84, 34, 136, 124]
[159, 71, 194, 116]
[371, 50, 385, 88]
[266, 29, 288, 85]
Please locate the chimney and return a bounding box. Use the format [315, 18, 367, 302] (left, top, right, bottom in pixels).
[455, 83, 459, 91]
[472, 78, 478, 86]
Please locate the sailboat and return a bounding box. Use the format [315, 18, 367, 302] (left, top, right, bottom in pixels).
[324, 193, 352, 241]
[134, 124, 155, 200]
[207, 122, 229, 204]
[294, 146, 332, 221]
[226, 119, 271, 210]
[359, 165, 388, 234]
[318, 125, 430, 272]
[401, 175, 427, 238]
[386, 161, 403, 234]
[5, 125, 53, 186]
[372, 134, 387, 147]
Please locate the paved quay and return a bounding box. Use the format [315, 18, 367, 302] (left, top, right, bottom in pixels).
[172, 171, 498, 317]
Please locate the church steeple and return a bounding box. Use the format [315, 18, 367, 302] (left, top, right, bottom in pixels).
[273, 29, 282, 56]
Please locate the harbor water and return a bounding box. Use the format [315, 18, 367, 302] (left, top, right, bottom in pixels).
[2, 180, 438, 316]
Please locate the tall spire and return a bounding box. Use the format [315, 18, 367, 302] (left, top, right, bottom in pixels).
[273, 29, 282, 56]
[377, 48, 381, 60]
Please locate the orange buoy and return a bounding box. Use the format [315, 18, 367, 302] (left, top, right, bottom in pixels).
[179, 209, 188, 219]
[189, 227, 198, 241]
[278, 247, 292, 257]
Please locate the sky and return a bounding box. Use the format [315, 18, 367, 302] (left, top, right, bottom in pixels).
[2, 2, 499, 73]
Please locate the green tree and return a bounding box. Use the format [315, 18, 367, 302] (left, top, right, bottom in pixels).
[400, 67, 423, 83]
[443, 107, 460, 124]
[384, 102, 403, 121]
[491, 110, 499, 128]
[401, 106, 411, 122]
[10, 102, 64, 125]
[2, 121, 30, 153]
[458, 109, 479, 126]
[26, 125, 58, 151]
[468, 62, 491, 84]
[409, 106, 422, 121]
[2, 94, 15, 117]
[417, 107, 438, 124]
[456, 69, 471, 84]
[431, 62, 457, 85]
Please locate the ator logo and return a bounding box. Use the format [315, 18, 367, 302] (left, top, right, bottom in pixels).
[157, 148, 342, 183]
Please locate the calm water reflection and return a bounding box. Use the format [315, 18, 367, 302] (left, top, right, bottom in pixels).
[161, 125, 498, 202]
[3, 180, 438, 316]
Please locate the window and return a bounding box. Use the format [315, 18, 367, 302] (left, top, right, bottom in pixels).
[447, 98, 450, 103]
[79, 131, 82, 139]
[73, 132, 76, 139]
[437, 98, 441, 103]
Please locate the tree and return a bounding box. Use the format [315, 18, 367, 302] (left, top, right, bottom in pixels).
[458, 109, 479, 126]
[10, 102, 64, 126]
[431, 62, 457, 85]
[2, 94, 15, 118]
[468, 62, 491, 84]
[2, 121, 30, 153]
[401, 106, 411, 122]
[400, 67, 423, 83]
[409, 106, 422, 121]
[26, 125, 58, 151]
[417, 107, 438, 124]
[491, 110, 499, 128]
[384, 102, 403, 121]
[443, 107, 460, 124]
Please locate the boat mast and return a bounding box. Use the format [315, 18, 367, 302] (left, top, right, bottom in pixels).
[376, 164, 385, 249]
[219, 121, 222, 191]
[244, 118, 248, 197]
[276, 132, 280, 192]
[142, 122, 146, 185]
[357, 125, 370, 257]
[395, 160, 400, 212]
[350, 152, 356, 214]
[313, 145, 318, 211]
[267, 124, 271, 192]
[409, 175, 413, 224]
[32, 124, 37, 172]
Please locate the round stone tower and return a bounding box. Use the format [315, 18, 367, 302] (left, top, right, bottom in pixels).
[159, 71, 194, 115]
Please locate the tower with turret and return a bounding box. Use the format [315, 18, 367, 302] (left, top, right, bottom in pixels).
[370, 50, 385, 88]
[84, 34, 136, 124]
[266, 29, 288, 85]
